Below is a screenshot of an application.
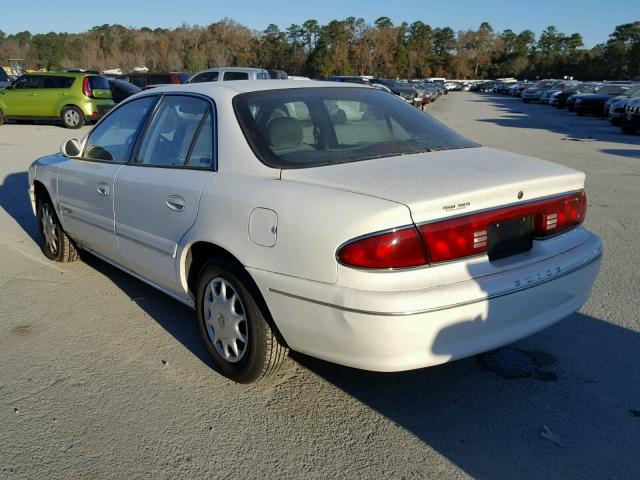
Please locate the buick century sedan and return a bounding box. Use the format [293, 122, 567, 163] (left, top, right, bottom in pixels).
[28, 81, 602, 382]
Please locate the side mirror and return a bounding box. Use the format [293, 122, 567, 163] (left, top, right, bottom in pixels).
[61, 138, 82, 157]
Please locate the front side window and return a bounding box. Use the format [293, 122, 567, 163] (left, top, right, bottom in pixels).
[13, 75, 42, 89]
[234, 87, 478, 169]
[136, 95, 212, 167]
[83, 96, 157, 163]
[224, 71, 249, 81]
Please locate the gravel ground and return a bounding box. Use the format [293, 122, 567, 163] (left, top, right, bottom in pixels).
[1, 94, 639, 480]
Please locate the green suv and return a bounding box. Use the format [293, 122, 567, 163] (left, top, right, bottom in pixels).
[0, 72, 115, 129]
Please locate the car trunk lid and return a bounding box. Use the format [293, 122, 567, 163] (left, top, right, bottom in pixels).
[280, 146, 585, 224]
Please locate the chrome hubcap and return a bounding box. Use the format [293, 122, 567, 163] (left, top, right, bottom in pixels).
[64, 110, 80, 126]
[41, 204, 58, 254]
[203, 277, 248, 363]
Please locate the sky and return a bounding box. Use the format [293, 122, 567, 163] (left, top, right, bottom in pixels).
[2, 0, 638, 48]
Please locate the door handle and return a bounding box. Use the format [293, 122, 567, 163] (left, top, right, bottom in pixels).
[165, 195, 185, 212]
[97, 182, 110, 196]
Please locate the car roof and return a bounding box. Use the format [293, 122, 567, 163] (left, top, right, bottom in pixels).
[28, 72, 98, 77]
[148, 80, 362, 96]
[197, 67, 268, 73]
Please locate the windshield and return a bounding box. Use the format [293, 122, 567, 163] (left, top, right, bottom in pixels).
[233, 87, 478, 169]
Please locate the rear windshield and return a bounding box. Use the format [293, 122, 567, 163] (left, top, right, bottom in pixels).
[88, 76, 110, 90]
[233, 87, 478, 169]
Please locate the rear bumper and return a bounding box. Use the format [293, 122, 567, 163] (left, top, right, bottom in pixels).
[81, 101, 114, 121]
[251, 232, 602, 372]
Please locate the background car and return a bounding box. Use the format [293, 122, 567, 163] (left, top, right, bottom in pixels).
[117, 71, 190, 89]
[189, 67, 269, 83]
[621, 97, 640, 134]
[574, 84, 633, 116]
[0, 72, 114, 128]
[108, 78, 142, 103]
[605, 84, 640, 125]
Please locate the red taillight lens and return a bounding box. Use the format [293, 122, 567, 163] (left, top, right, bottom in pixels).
[82, 77, 93, 97]
[419, 191, 587, 263]
[534, 191, 587, 237]
[337, 227, 428, 269]
[337, 191, 587, 269]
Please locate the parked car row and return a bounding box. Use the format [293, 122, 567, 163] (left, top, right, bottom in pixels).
[485, 78, 640, 136]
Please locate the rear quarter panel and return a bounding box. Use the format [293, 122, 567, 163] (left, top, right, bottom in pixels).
[178, 174, 413, 287]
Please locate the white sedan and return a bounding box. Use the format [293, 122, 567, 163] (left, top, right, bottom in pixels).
[28, 81, 602, 383]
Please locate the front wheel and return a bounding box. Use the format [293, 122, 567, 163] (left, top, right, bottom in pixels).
[36, 196, 79, 262]
[196, 258, 288, 383]
[60, 106, 85, 129]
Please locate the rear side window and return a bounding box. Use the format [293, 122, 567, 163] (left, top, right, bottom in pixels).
[223, 71, 249, 81]
[149, 74, 172, 85]
[136, 95, 212, 167]
[43, 76, 74, 88]
[88, 76, 109, 90]
[84, 96, 157, 163]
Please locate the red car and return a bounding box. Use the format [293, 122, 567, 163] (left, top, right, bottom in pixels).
[116, 72, 190, 89]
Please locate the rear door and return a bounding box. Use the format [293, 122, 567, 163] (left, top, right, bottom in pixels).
[2, 75, 42, 116]
[114, 94, 215, 290]
[57, 96, 158, 259]
[41, 75, 75, 116]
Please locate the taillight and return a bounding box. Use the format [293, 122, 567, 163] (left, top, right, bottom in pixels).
[337, 191, 587, 269]
[82, 77, 93, 98]
[419, 191, 587, 263]
[337, 227, 428, 269]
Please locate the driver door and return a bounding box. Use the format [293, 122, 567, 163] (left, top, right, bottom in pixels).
[57, 95, 158, 260]
[2, 75, 42, 117]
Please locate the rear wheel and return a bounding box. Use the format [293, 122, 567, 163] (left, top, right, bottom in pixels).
[196, 258, 288, 383]
[60, 106, 85, 129]
[36, 195, 79, 262]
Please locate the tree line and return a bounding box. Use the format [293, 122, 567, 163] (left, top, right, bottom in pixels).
[1, 18, 639, 80]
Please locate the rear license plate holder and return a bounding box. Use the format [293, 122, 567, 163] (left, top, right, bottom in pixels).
[488, 216, 533, 261]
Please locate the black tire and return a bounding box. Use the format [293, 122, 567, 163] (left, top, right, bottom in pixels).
[576, 111, 585, 116]
[36, 194, 79, 262]
[621, 124, 636, 135]
[522, 99, 530, 103]
[610, 118, 621, 127]
[60, 106, 85, 129]
[196, 258, 288, 383]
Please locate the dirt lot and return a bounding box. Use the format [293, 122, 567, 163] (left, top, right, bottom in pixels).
[1, 94, 639, 480]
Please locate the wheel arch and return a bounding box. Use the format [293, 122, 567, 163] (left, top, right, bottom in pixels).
[59, 103, 85, 120]
[182, 240, 289, 347]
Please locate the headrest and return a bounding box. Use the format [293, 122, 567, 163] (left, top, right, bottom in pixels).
[268, 117, 303, 148]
